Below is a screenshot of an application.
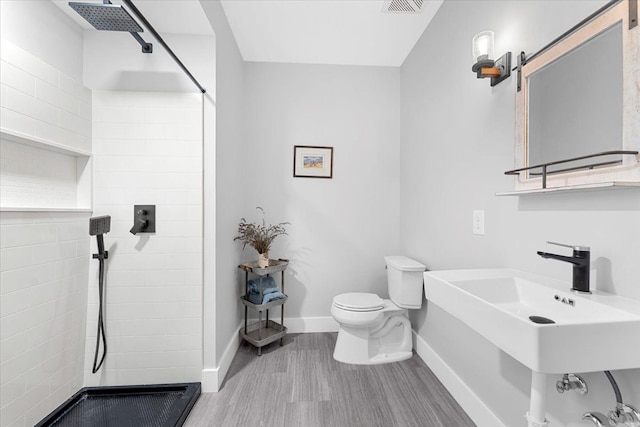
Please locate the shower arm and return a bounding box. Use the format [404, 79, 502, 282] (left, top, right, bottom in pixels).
[130, 31, 153, 54]
[121, 0, 207, 94]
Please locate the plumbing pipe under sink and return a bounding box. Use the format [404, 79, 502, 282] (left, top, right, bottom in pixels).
[529, 370, 640, 427]
[527, 371, 550, 427]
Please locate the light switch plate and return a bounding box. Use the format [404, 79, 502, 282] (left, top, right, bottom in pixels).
[473, 210, 485, 235]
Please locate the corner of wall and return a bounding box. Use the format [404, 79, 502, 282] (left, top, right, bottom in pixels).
[202, 322, 243, 392]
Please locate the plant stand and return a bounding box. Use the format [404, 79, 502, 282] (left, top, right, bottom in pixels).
[239, 259, 288, 356]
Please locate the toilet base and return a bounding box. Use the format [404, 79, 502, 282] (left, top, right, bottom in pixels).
[368, 351, 413, 364]
[333, 314, 413, 365]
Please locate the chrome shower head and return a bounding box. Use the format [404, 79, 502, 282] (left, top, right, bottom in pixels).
[69, 2, 143, 32]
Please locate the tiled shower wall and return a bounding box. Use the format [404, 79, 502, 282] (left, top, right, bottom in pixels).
[0, 40, 91, 151]
[0, 213, 90, 427]
[0, 42, 91, 427]
[0, 40, 92, 211]
[86, 90, 203, 385]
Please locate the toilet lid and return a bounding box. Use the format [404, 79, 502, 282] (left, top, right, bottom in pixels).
[333, 293, 385, 312]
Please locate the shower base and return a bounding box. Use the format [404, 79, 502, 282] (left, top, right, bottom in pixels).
[35, 382, 201, 427]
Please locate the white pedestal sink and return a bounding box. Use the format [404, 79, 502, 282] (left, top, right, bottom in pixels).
[423, 268, 640, 426]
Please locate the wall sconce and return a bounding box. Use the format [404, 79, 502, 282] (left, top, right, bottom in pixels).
[471, 30, 511, 87]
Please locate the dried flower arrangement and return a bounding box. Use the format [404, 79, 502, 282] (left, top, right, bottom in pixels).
[234, 207, 289, 257]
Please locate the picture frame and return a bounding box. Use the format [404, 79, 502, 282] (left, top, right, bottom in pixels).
[293, 145, 333, 179]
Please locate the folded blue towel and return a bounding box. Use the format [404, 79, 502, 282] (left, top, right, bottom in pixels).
[246, 292, 261, 305]
[246, 276, 286, 304]
[262, 291, 286, 304]
[247, 290, 286, 305]
[247, 276, 276, 294]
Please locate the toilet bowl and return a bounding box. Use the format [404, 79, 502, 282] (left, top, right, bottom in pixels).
[331, 256, 425, 365]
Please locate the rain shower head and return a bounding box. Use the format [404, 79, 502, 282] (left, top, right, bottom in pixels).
[69, 2, 143, 32]
[69, 1, 152, 53]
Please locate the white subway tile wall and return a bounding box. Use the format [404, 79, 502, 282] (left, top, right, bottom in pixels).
[0, 41, 91, 151]
[0, 40, 92, 210]
[0, 41, 93, 427]
[86, 90, 202, 386]
[0, 212, 90, 427]
[0, 140, 78, 208]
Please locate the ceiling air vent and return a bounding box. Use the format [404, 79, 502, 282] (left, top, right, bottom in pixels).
[382, 0, 424, 14]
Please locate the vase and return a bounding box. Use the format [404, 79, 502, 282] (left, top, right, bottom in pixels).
[258, 253, 269, 268]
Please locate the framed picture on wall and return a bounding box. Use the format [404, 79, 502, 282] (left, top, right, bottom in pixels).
[293, 145, 333, 178]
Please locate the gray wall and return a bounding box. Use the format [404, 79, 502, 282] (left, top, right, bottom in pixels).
[242, 62, 401, 322]
[401, 0, 640, 425]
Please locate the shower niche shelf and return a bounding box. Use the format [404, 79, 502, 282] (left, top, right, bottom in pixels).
[0, 128, 92, 212]
[0, 128, 91, 156]
[238, 259, 289, 356]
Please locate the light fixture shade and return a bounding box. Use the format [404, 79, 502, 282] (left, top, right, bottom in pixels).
[472, 30, 495, 62]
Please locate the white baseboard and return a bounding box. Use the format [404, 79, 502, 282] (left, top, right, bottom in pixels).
[285, 316, 338, 333]
[201, 323, 243, 393]
[201, 368, 218, 393]
[412, 330, 505, 427]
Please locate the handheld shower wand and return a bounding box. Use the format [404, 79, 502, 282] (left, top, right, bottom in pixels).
[89, 215, 111, 373]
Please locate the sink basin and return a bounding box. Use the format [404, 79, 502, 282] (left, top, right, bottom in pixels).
[424, 269, 640, 374]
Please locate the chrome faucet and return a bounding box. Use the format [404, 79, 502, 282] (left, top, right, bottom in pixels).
[537, 241, 591, 294]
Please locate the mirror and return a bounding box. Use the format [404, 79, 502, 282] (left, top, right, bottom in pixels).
[512, 0, 640, 191]
[527, 23, 623, 174]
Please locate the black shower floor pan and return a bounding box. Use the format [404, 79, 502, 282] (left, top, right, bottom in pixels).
[35, 382, 201, 427]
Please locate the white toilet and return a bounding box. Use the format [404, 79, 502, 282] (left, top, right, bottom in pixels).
[331, 256, 426, 365]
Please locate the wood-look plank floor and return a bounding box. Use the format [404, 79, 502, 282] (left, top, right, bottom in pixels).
[185, 333, 476, 427]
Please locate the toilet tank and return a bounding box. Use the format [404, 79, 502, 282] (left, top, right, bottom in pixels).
[385, 256, 426, 309]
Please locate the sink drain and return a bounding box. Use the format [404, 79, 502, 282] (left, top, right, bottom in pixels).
[529, 315, 555, 324]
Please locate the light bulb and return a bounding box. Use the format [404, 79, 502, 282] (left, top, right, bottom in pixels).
[472, 30, 495, 62]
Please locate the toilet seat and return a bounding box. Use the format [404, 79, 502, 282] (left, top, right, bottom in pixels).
[333, 293, 384, 312]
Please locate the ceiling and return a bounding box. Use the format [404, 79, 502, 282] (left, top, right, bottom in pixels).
[221, 0, 443, 67]
[52, 0, 443, 67]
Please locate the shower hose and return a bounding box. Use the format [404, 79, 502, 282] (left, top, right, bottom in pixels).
[92, 250, 107, 374]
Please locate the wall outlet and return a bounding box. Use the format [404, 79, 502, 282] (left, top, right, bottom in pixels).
[473, 210, 485, 235]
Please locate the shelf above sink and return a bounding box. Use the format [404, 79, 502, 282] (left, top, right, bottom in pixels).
[496, 181, 640, 196]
